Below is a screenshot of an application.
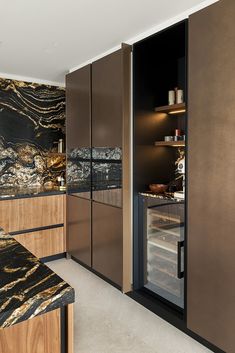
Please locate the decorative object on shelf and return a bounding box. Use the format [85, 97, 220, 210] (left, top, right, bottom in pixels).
[57, 173, 66, 190]
[168, 90, 175, 105]
[174, 149, 185, 199]
[58, 139, 64, 153]
[164, 136, 174, 142]
[149, 184, 168, 194]
[174, 87, 184, 104]
[174, 129, 182, 141]
[174, 87, 178, 102]
[176, 89, 184, 104]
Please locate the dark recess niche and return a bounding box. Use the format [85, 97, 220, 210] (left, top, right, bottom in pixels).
[133, 21, 187, 193]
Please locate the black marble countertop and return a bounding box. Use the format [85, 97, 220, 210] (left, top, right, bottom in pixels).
[0, 228, 74, 328]
[139, 192, 184, 202]
[0, 186, 66, 200]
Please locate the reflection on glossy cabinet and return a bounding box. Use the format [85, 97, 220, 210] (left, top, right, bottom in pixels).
[66, 65, 91, 149]
[67, 195, 91, 266]
[92, 50, 123, 147]
[92, 202, 123, 287]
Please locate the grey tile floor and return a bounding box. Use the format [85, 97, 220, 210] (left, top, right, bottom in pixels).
[48, 259, 212, 353]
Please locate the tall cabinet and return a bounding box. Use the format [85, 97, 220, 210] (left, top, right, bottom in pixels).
[66, 46, 132, 292]
[187, 1, 235, 352]
[66, 65, 92, 267]
[132, 1, 235, 352]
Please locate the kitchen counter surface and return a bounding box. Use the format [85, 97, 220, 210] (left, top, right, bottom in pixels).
[140, 192, 184, 202]
[0, 228, 74, 328]
[0, 186, 66, 200]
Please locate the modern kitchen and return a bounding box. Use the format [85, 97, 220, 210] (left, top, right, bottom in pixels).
[0, 0, 234, 352]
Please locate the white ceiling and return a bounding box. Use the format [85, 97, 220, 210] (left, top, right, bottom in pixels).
[0, 0, 216, 86]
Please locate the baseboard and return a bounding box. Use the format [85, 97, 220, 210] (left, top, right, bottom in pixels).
[41, 252, 66, 263]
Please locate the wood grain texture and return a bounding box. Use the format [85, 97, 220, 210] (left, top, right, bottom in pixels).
[67, 304, 74, 353]
[0, 309, 60, 353]
[187, 1, 235, 352]
[14, 227, 65, 258]
[0, 195, 64, 233]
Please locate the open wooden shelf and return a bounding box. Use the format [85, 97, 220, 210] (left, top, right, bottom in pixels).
[154, 103, 186, 115]
[155, 141, 185, 147]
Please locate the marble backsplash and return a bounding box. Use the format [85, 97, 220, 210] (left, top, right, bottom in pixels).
[67, 147, 122, 195]
[0, 78, 65, 187]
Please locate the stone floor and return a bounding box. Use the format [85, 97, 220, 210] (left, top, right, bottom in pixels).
[48, 259, 212, 353]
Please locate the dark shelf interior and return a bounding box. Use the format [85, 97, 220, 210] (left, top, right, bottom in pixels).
[133, 20, 187, 191]
[133, 21, 187, 311]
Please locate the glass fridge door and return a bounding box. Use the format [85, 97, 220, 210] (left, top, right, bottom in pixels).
[144, 201, 184, 308]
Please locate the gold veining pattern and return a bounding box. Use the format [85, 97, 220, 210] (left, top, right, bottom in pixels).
[0, 229, 74, 328]
[0, 77, 66, 187]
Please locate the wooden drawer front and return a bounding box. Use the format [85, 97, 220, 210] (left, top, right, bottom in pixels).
[0, 309, 60, 353]
[14, 227, 65, 258]
[0, 195, 64, 233]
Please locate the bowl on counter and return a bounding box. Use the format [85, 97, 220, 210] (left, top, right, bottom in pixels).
[149, 183, 168, 194]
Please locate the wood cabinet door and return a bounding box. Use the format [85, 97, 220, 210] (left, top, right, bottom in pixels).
[67, 195, 91, 267]
[187, 1, 235, 352]
[14, 227, 65, 259]
[0, 195, 64, 233]
[92, 49, 123, 147]
[92, 202, 123, 287]
[0, 309, 60, 353]
[66, 65, 91, 149]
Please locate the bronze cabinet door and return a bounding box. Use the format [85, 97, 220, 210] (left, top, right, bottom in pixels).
[67, 195, 91, 266]
[66, 65, 91, 149]
[187, 1, 235, 352]
[92, 202, 123, 287]
[92, 49, 123, 147]
[66, 65, 92, 199]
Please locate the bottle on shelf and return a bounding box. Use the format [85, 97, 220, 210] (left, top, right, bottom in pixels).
[58, 139, 64, 153]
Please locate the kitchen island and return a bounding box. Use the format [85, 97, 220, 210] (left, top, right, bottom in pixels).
[0, 228, 74, 353]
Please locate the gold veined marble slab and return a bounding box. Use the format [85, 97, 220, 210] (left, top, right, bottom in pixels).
[0, 228, 74, 328]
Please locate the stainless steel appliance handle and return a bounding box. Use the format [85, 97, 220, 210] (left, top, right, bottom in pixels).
[177, 240, 184, 279]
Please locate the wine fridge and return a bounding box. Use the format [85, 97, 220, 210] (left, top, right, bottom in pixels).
[137, 194, 185, 309]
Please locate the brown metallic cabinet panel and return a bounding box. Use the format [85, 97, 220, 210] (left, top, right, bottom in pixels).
[188, 1, 235, 352]
[67, 195, 91, 266]
[92, 50, 123, 147]
[92, 202, 122, 287]
[66, 65, 91, 149]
